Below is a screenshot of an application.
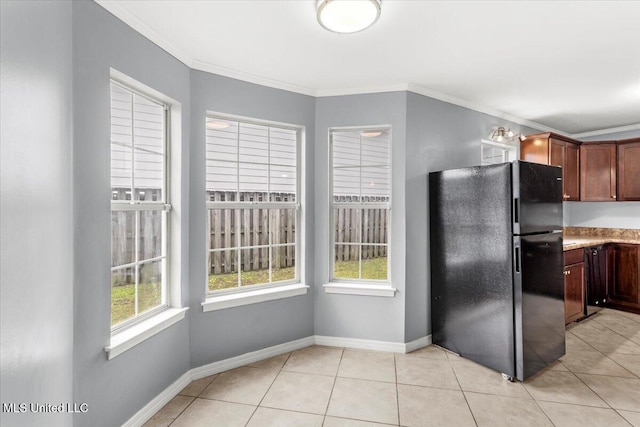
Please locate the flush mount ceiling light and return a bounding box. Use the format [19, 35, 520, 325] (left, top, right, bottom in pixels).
[207, 119, 231, 130]
[317, 0, 382, 34]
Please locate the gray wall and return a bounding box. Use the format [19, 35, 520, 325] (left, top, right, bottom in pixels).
[188, 71, 315, 368]
[404, 92, 542, 341]
[1, 2, 74, 426]
[72, 2, 191, 426]
[314, 93, 407, 343]
[564, 128, 640, 229]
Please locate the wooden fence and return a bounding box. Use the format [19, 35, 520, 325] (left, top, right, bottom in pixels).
[111, 189, 388, 277]
[334, 195, 388, 262]
[207, 192, 388, 275]
[111, 188, 163, 277]
[207, 192, 295, 275]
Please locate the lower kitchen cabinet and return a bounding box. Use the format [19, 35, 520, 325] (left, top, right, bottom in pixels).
[564, 249, 585, 324]
[606, 244, 640, 313]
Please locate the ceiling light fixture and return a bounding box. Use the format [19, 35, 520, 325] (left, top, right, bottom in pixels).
[207, 120, 231, 130]
[317, 0, 382, 34]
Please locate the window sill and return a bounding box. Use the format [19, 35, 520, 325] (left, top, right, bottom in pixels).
[323, 283, 397, 297]
[105, 307, 188, 360]
[202, 283, 309, 312]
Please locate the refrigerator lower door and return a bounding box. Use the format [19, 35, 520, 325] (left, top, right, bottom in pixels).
[513, 232, 566, 381]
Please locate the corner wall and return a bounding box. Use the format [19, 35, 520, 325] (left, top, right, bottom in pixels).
[404, 92, 542, 341]
[188, 70, 316, 368]
[564, 128, 640, 229]
[72, 2, 191, 426]
[1, 1, 74, 426]
[313, 92, 407, 343]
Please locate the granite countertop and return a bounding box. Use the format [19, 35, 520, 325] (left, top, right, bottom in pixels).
[562, 227, 640, 251]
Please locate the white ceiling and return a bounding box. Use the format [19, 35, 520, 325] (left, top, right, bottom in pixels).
[97, 0, 640, 135]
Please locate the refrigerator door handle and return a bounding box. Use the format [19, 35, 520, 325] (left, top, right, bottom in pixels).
[513, 197, 519, 225]
[515, 246, 521, 273]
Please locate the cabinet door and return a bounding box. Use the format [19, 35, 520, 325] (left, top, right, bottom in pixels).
[618, 142, 640, 201]
[609, 244, 639, 306]
[565, 143, 580, 200]
[549, 138, 565, 168]
[580, 144, 617, 201]
[564, 262, 585, 324]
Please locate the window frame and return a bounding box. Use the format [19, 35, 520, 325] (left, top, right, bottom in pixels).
[328, 125, 392, 286]
[110, 79, 172, 332]
[105, 69, 186, 359]
[204, 112, 303, 297]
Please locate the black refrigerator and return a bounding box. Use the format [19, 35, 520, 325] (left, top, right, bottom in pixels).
[429, 161, 565, 381]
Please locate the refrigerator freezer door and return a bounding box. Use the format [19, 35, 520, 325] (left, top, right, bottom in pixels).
[513, 232, 566, 381]
[513, 161, 563, 235]
[430, 163, 516, 377]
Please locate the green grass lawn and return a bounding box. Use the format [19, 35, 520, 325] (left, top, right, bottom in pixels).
[111, 281, 161, 326]
[112, 256, 388, 325]
[208, 256, 387, 291]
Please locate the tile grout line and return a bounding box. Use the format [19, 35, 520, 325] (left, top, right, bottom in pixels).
[613, 409, 637, 427]
[569, 319, 640, 379]
[447, 353, 479, 427]
[393, 353, 400, 426]
[568, 323, 640, 378]
[595, 310, 640, 325]
[322, 347, 345, 422]
[242, 351, 293, 427]
[566, 329, 601, 352]
[577, 314, 639, 345]
[520, 370, 560, 427]
[567, 369, 615, 411]
[165, 374, 218, 426]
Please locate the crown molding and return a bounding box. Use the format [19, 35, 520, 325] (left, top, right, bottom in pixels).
[191, 60, 317, 97]
[95, 0, 572, 137]
[95, 0, 193, 67]
[316, 83, 411, 97]
[406, 84, 569, 136]
[570, 123, 640, 139]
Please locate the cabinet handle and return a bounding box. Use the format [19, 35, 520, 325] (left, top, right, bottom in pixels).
[567, 270, 571, 275]
[612, 195, 616, 199]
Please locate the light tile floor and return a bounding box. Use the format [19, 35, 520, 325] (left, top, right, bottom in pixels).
[144, 308, 640, 426]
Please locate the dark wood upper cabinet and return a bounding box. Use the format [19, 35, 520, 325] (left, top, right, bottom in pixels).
[618, 139, 640, 201]
[564, 143, 580, 201]
[521, 133, 580, 201]
[580, 142, 617, 201]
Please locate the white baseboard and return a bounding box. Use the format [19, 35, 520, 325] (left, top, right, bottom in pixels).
[190, 336, 315, 380]
[314, 335, 401, 352]
[315, 334, 431, 354]
[404, 335, 432, 353]
[122, 370, 192, 427]
[123, 334, 431, 426]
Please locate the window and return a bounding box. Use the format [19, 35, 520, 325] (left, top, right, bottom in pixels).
[205, 114, 301, 294]
[110, 81, 169, 330]
[481, 140, 516, 165]
[330, 127, 390, 283]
